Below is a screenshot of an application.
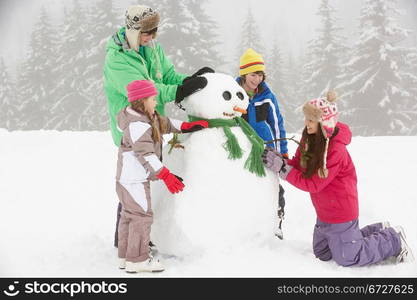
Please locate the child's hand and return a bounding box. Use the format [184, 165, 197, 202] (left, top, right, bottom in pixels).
[180, 120, 209, 133]
[175, 77, 208, 103]
[262, 148, 285, 174]
[183, 67, 215, 83]
[157, 167, 185, 194]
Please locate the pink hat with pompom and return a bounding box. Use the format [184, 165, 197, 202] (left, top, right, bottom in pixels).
[302, 91, 339, 178]
[302, 91, 339, 138]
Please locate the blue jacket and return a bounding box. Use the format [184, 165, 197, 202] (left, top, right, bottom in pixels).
[237, 79, 288, 154]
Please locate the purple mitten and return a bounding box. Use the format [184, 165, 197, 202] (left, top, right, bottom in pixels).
[279, 164, 292, 180]
[262, 148, 285, 174]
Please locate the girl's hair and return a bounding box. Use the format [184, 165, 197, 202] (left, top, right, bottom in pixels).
[239, 71, 266, 93]
[300, 124, 338, 178]
[130, 98, 167, 143]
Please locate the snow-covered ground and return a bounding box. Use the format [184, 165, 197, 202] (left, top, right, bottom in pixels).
[0, 129, 416, 277]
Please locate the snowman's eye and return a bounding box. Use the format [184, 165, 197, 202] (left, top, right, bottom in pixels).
[236, 92, 244, 100]
[223, 91, 232, 101]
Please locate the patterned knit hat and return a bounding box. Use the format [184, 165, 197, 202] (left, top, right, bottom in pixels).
[302, 91, 339, 178]
[125, 5, 160, 51]
[303, 91, 339, 138]
[126, 80, 158, 103]
[239, 48, 265, 76]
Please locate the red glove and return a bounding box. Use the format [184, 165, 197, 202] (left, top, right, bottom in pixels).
[157, 167, 185, 194]
[181, 120, 209, 133]
[282, 153, 289, 159]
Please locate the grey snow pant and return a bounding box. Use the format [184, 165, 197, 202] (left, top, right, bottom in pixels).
[313, 219, 401, 266]
[116, 181, 153, 263]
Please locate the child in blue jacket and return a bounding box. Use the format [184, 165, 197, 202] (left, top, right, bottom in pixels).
[237, 48, 288, 239]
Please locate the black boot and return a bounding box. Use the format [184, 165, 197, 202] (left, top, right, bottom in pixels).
[114, 202, 122, 247]
[275, 185, 285, 239]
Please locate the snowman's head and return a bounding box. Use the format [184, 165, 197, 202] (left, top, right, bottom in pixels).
[182, 73, 249, 120]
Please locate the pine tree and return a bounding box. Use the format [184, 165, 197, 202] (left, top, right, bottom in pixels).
[267, 37, 297, 133]
[268, 37, 286, 100]
[338, 0, 416, 135]
[301, 0, 347, 101]
[15, 6, 59, 130]
[159, 0, 225, 120]
[0, 57, 16, 130]
[47, 0, 90, 130]
[156, 0, 199, 74]
[81, 0, 121, 130]
[236, 6, 266, 73]
[399, 49, 417, 134]
[186, 0, 225, 71]
[286, 53, 306, 133]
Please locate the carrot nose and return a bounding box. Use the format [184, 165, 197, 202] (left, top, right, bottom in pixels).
[233, 106, 247, 114]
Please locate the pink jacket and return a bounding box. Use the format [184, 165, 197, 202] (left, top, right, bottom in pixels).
[286, 122, 359, 223]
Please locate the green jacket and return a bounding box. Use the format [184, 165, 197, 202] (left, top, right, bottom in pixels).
[103, 27, 187, 146]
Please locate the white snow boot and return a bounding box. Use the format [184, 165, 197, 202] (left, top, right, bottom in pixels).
[119, 258, 126, 269]
[274, 207, 284, 240]
[381, 221, 391, 230]
[125, 257, 165, 273]
[274, 223, 283, 240]
[149, 241, 159, 257]
[394, 226, 415, 263]
[118, 241, 159, 270]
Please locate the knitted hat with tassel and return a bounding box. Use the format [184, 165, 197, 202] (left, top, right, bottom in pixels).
[302, 91, 339, 178]
[125, 5, 160, 51]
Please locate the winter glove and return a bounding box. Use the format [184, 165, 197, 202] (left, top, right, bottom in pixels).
[262, 147, 285, 174]
[174, 175, 184, 182]
[181, 120, 209, 133]
[175, 77, 208, 103]
[282, 153, 289, 159]
[278, 163, 292, 180]
[183, 67, 215, 83]
[157, 167, 185, 194]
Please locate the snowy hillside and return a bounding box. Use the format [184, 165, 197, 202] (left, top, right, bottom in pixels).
[0, 129, 416, 277]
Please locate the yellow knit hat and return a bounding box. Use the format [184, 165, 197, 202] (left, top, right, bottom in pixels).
[239, 48, 265, 76]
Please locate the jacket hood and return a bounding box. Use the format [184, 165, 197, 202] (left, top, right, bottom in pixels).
[117, 107, 149, 131]
[332, 122, 352, 146]
[106, 27, 127, 52]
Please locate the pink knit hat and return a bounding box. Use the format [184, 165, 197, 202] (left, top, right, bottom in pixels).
[126, 80, 158, 102]
[302, 91, 339, 178]
[302, 91, 339, 138]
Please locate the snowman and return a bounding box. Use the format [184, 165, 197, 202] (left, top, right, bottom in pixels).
[151, 73, 280, 258]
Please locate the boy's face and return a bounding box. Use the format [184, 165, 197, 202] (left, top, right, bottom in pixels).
[143, 95, 157, 114]
[243, 72, 264, 91]
[139, 31, 155, 46]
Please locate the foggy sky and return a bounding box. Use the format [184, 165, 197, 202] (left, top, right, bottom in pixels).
[1, 0, 416, 71]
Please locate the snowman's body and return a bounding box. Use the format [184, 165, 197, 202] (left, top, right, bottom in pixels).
[151, 73, 280, 257]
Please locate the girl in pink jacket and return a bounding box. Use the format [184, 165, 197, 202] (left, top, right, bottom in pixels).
[262, 91, 414, 266]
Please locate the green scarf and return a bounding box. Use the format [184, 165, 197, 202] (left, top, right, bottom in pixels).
[188, 115, 266, 177]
